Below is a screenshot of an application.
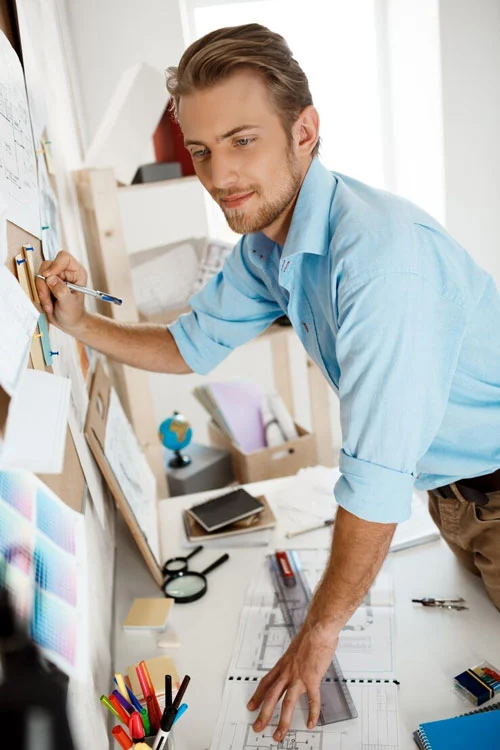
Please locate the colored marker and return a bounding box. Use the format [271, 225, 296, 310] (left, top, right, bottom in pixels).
[111, 726, 133, 750]
[138, 661, 162, 731]
[109, 694, 130, 724]
[114, 672, 129, 701]
[172, 703, 188, 725]
[100, 694, 121, 721]
[146, 694, 159, 734]
[125, 684, 144, 714]
[141, 707, 150, 736]
[112, 689, 134, 714]
[165, 674, 172, 708]
[128, 710, 145, 740]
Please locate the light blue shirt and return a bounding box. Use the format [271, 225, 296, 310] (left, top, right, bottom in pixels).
[169, 158, 500, 523]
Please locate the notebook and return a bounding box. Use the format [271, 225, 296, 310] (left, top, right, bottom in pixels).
[413, 702, 500, 749]
[183, 494, 277, 541]
[122, 597, 174, 630]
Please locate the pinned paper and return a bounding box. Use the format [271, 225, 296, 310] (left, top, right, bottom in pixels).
[1, 369, 71, 473]
[0, 266, 39, 397]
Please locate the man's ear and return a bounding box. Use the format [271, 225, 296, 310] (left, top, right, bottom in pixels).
[294, 105, 320, 156]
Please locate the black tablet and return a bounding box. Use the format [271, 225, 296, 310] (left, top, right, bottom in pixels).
[186, 488, 264, 533]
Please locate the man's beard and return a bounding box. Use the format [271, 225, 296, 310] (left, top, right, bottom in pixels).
[214, 152, 302, 235]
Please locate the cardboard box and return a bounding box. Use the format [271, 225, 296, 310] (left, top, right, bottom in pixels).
[208, 420, 317, 483]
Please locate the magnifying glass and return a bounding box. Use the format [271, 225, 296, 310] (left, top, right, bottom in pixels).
[162, 553, 230, 603]
[162, 545, 203, 577]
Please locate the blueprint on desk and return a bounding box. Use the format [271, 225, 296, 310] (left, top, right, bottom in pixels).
[210, 549, 400, 750]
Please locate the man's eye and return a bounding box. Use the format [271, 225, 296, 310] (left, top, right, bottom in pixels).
[192, 148, 209, 160]
[235, 137, 255, 147]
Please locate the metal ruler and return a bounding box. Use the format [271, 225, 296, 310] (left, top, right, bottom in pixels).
[268, 550, 358, 725]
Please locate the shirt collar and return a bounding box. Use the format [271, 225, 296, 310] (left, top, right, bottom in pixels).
[281, 158, 337, 260]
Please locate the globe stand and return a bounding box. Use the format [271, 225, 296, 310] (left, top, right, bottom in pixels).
[168, 450, 192, 469]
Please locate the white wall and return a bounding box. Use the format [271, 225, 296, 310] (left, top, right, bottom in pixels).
[438, 0, 500, 284]
[65, 0, 187, 147]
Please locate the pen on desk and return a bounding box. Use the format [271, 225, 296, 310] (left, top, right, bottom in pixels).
[285, 518, 335, 539]
[111, 725, 133, 750]
[100, 694, 122, 721]
[35, 273, 123, 305]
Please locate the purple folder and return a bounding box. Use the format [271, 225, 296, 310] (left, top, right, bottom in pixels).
[208, 380, 266, 453]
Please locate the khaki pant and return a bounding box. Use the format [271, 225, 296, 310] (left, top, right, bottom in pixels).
[428, 486, 500, 608]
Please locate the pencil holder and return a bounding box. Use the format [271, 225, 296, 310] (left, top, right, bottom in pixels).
[142, 732, 175, 749]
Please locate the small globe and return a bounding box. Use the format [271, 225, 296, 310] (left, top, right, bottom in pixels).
[159, 412, 193, 469]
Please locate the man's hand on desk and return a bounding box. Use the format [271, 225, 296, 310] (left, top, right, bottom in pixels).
[247, 620, 339, 742]
[247, 506, 397, 741]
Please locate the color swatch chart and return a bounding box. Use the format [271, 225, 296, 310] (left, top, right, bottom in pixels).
[0, 470, 87, 678]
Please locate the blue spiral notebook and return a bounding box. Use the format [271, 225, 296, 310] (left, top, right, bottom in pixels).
[413, 702, 500, 749]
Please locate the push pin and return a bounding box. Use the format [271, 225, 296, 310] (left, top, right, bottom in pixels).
[16, 258, 27, 265]
[41, 225, 50, 230]
[24, 244, 34, 251]
[49, 350, 59, 357]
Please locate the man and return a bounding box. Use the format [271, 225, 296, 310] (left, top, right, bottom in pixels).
[36, 23, 500, 742]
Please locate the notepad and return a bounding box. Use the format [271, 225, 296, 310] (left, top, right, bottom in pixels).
[122, 597, 174, 630]
[414, 703, 500, 749]
[127, 655, 180, 699]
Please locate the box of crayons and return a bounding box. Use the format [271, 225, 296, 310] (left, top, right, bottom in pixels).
[454, 661, 500, 706]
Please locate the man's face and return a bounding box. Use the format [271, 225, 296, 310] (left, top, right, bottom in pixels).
[178, 69, 303, 236]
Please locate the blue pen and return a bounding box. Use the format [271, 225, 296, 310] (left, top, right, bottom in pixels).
[126, 684, 144, 714]
[36, 273, 123, 306]
[172, 703, 188, 725]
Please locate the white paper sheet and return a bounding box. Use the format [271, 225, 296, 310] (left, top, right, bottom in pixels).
[0, 266, 39, 397]
[210, 679, 399, 750]
[231, 550, 395, 682]
[279, 466, 439, 552]
[1, 369, 70, 474]
[0, 32, 40, 237]
[49, 328, 107, 529]
[37, 151, 62, 260]
[104, 388, 160, 562]
[0, 191, 8, 263]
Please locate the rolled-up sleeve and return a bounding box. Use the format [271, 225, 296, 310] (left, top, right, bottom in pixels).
[334, 272, 467, 523]
[168, 239, 282, 375]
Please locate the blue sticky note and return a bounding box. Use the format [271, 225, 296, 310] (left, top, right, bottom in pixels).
[37, 313, 53, 366]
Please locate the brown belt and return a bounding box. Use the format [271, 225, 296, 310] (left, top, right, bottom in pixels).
[432, 468, 500, 507]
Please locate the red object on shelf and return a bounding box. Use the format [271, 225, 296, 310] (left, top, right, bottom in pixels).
[153, 102, 195, 177]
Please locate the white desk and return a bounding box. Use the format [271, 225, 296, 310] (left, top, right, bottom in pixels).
[114, 476, 500, 750]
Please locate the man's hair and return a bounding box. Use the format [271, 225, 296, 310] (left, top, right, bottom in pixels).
[166, 23, 320, 157]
